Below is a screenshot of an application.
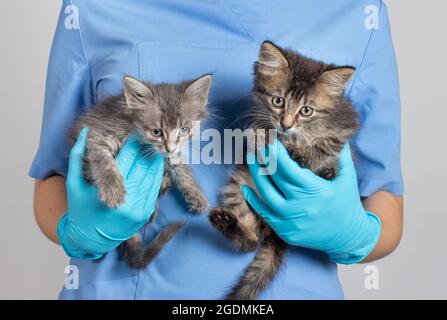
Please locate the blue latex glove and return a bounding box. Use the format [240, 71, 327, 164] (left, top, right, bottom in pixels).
[57, 128, 165, 260]
[243, 140, 381, 264]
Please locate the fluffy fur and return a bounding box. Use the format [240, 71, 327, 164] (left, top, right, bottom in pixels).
[209, 41, 359, 299]
[72, 74, 212, 269]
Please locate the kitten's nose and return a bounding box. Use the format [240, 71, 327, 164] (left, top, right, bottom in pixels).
[281, 115, 294, 131]
[166, 143, 177, 153]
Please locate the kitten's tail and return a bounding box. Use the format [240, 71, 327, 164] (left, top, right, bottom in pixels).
[225, 232, 287, 300]
[122, 221, 185, 269]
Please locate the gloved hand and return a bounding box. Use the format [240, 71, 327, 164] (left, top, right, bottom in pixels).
[57, 128, 165, 260]
[242, 140, 381, 264]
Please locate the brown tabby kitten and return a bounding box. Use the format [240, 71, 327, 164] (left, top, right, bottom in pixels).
[209, 41, 359, 300]
[72, 74, 212, 269]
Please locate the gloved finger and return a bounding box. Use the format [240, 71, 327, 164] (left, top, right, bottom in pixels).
[68, 128, 89, 179]
[126, 152, 164, 201]
[139, 155, 165, 212]
[337, 143, 356, 178]
[116, 134, 142, 178]
[242, 185, 283, 228]
[242, 185, 275, 216]
[247, 153, 286, 208]
[128, 152, 164, 183]
[247, 150, 295, 199]
[143, 183, 161, 216]
[261, 139, 324, 189]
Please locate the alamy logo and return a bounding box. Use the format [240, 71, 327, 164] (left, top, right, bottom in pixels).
[64, 265, 79, 290]
[364, 5, 380, 30]
[64, 5, 80, 30]
[166, 121, 278, 175]
[364, 265, 379, 290]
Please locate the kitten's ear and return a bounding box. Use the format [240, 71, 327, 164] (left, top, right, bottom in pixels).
[184, 74, 213, 107]
[318, 67, 355, 96]
[257, 41, 289, 75]
[123, 76, 153, 107]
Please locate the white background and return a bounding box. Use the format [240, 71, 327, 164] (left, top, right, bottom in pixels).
[0, 0, 446, 299]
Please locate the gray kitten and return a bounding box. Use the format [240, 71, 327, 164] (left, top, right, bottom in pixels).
[72, 74, 212, 269]
[209, 41, 359, 300]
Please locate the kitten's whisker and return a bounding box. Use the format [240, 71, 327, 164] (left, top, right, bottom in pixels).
[140, 145, 160, 160]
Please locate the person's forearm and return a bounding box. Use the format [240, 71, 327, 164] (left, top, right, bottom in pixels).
[361, 191, 403, 262]
[33, 176, 403, 261]
[33, 176, 67, 244]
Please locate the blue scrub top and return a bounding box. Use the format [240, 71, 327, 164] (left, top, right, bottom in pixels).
[30, 0, 403, 300]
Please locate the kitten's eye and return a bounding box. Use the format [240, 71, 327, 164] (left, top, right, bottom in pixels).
[179, 127, 191, 136]
[271, 96, 285, 108]
[150, 129, 162, 137]
[299, 106, 314, 117]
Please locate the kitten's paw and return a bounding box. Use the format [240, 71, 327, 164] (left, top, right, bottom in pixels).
[209, 208, 258, 252]
[98, 175, 126, 208]
[209, 208, 237, 231]
[186, 193, 209, 213]
[319, 168, 337, 180]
